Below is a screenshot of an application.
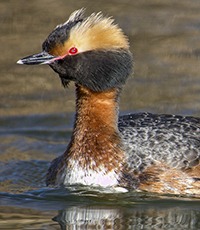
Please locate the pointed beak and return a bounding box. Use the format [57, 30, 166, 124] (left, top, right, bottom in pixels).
[17, 51, 56, 65]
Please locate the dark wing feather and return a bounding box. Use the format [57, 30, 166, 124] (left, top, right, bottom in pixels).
[119, 112, 200, 172]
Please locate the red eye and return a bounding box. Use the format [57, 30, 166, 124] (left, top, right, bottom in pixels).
[69, 47, 78, 55]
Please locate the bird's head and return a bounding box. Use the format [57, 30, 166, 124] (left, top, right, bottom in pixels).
[17, 9, 133, 91]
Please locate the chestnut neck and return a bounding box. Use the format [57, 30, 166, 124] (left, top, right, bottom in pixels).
[66, 84, 125, 171]
[74, 85, 120, 130]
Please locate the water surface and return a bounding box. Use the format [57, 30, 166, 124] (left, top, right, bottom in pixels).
[1, 0, 200, 229]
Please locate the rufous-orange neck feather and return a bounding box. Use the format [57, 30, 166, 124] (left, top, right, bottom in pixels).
[65, 85, 125, 172]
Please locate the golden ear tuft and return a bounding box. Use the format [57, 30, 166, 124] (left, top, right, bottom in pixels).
[68, 10, 129, 52]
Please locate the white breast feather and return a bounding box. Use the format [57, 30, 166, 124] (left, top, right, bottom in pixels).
[56, 160, 120, 188]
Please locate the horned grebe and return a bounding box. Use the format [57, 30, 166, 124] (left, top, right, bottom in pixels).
[17, 9, 200, 195]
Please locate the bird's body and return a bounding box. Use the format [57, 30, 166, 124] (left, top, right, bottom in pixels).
[18, 9, 200, 196]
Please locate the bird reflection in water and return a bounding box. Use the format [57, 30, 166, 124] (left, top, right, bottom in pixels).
[52, 205, 200, 230]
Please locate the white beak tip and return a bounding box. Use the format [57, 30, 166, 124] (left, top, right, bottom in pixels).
[17, 59, 24, 64]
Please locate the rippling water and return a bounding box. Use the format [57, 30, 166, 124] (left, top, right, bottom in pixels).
[1, 0, 200, 229]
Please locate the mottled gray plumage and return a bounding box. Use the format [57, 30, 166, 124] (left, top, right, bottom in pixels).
[119, 112, 200, 173]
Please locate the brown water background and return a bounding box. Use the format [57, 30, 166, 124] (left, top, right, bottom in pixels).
[1, 0, 200, 229]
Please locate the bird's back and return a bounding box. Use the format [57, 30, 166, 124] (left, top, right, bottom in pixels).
[119, 112, 200, 171]
[119, 112, 200, 194]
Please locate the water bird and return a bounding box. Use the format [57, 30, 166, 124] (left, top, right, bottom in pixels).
[17, 9, 200, 195]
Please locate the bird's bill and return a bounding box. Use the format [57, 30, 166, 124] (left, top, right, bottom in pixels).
[17, 51, 56, 65]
